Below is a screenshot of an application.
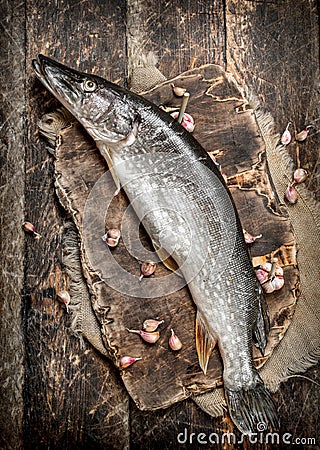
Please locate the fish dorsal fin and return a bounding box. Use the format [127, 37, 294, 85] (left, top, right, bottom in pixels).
[152, 243, 183, 277]
[196, 312, 217, 375]
[253, 287, 270, 355]
[96, 142, 121, 195]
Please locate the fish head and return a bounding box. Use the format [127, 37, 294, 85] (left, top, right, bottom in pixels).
[32, 54, 135, 143]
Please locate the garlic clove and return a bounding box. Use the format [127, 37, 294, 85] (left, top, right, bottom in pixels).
[22, 221, 41, 239]
[295, 126, 311, 142]
[169, 328, 183, 351]
[243, 229, 262, 244]
[171, 83, 187, 97]
[255, 259, 284, 293]
[293, 168, 308, 184]
[142, 319, 164, 332]
[261, 280, 275, 294]
[102, 228, 121, 247]
[139, 261, 157, 281]
[285, 185, 298, 204]
[108, 228, 121, 240]
[56, 290, 71, 313]
[119, 356, 142, 369]
[126, 328, 160, 344]
[281, 122, 292, 145]
[170, 111, 195, 132]
[105, 237, 119, 247]
[255, 266, 270, 284]
[272, 276, 284, 291]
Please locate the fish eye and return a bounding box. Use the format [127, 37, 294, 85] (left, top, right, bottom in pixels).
[83, 79, 97, 92]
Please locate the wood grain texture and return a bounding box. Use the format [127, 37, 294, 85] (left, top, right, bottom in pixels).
[226, 0, 320, 200]
[126, 0, 226, 79]
[0, 1, 25, 448]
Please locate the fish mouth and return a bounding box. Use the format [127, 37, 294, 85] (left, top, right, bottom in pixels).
[32, 55, 83, 109]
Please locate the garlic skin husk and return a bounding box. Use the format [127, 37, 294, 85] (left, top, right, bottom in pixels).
[293, 168, 308, 184]
[22, 221, 41, 238]
[142, 319, 164, 332]
[126, 328, 160, 344]
[243, 229, 262, 244]
[171, 83, 187, 97]
[139, 261, 157, 281]
[119, 356, 142, 369]
[56, 290, 71, 313]
[295, 126, 311, 142]
[169, 329, 183, 351]
[281, 122, 292, 145]
[285, 185, 298, 204]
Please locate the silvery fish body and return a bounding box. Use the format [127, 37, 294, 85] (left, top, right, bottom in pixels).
[33, 55, 278, 434]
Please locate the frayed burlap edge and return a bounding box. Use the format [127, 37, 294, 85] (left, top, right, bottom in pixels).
[251, 100, 320, 392]
[61, 221, 110, 357]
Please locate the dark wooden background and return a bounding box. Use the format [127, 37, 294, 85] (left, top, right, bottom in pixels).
[1, 1, 319, 449]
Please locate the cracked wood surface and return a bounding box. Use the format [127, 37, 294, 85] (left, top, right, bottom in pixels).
[1, 0, 319, 449]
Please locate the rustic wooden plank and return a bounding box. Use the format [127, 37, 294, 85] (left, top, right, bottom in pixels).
[0, 0, 26, 448]
[126, 0, 226, 81]
[1, 0, 318, 447]
[225, 0, 320, 447]
[226, 0, 320, 200]
[24, 0, 130, 448]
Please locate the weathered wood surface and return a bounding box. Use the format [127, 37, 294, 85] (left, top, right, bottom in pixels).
[1, 0, 319, 449]
[0, 2, 25, 449]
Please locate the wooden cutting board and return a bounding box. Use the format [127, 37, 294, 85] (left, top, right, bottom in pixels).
[52, 64, 299, 410]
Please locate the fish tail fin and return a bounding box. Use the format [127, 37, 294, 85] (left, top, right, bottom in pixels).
[195, 312, 217, 375]
[225, 379, 279, 434]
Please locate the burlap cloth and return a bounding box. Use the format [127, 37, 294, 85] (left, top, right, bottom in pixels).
[40, 57, 319, 417]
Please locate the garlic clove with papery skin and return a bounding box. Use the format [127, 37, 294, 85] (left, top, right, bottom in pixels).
[102, 228, 121, 247]
[139, 261, 157, 281]
[169, 329, 183, 351]
[56, 290, 71, 313]
[142, 319, 164, 332]
[22, 221, 41, 239]
[255, 259, 284, 294]
[281, 122, 292, 145]
[295, 126, 312, 142]
[285, 185, 298, 204]
[119, 356, 142, 369]
[243, 229, 262, 244]
[170, 111, 195, 132]
[171, 83, 187, 97]
[126, 328, 160, 344]
[293, 168, 308, 184]
[107, 228, 121, 240]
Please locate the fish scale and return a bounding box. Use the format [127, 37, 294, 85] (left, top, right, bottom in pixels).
[33, 55, 279, 434]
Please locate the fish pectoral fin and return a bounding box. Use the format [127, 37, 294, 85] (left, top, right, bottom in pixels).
[152, 243, 183, 277]
[96, 142, 121, 195]
[111, 114, 141, 150]
[196, 312, 217, 375]
[253, 287, 270, 355]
